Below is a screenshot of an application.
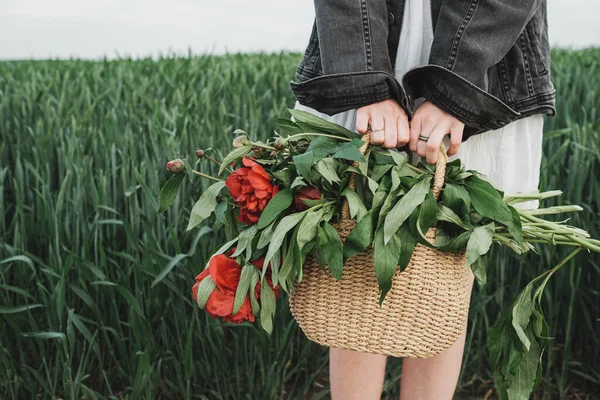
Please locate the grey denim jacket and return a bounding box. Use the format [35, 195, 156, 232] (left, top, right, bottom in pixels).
[289, 0, 556, 140]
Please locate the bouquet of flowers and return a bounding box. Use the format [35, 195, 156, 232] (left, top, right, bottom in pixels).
[159, 109, 599, 399]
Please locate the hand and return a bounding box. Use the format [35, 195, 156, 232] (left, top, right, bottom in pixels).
[356, 99, 410, 149]
[409, 100, 464, 164]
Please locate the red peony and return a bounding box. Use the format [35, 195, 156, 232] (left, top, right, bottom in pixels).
[225, 158, 279, 225]
[293, 185, 321, 211]
[191, 249, 281, 324]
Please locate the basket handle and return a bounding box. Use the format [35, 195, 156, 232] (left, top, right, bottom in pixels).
[340, 131, 447, 242]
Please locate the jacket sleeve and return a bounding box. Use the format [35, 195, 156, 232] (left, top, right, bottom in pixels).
[289, 0, 410, 116]
[402, 0, 543, 138]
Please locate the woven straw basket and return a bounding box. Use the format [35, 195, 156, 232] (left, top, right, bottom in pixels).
[289, 132, 470, 359]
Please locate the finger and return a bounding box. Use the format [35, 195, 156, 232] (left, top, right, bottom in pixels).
[447, 122, 464, 156]
[356, 109, 369, 134]
[396, 116, 410, 148]
[369, 114, 385, 145]
[409, 114, 422, 152]
[383, 115, 398, 148]
[415, 116, 434, 159]
[426, 123, 450, 164]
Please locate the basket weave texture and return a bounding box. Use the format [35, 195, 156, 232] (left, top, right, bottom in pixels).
[289, 133, 470, 359]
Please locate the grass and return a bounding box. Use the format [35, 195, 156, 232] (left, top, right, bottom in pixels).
[0, 48, 599, 399]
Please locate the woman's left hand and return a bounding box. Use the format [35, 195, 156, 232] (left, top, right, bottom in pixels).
[409, 100, 465, 164]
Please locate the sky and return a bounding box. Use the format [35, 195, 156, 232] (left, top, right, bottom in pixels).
[1, 0, 598, 60]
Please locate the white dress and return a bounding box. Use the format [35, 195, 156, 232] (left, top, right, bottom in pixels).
[293, 0, 544, 210]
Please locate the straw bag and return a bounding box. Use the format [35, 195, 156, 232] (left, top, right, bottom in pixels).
[289, 133, 470, 359]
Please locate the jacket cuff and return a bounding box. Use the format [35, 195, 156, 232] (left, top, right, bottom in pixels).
[402, 65, 522, 139]
[289, 71, 411, 117]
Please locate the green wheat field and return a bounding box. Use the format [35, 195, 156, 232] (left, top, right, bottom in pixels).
[1, 48, 599, 399]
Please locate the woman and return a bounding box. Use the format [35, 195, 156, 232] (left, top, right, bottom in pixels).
[290, 0, 555, 398]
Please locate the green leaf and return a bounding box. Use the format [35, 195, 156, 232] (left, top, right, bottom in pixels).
[465, 176, 521, 241]
[470, 257, 487, 286]
[442, 183, 471, 216]
[290, 176, 306, 189]
[0, 304, 43, 314]
[331, 141, 365, 161]
[505, 333, 541, 400]
[384, 175, 432, 245]
[377, 171, 402, 225]
[297, 207, 325, 250]
[341, 188, 368, 222]
[157, 174, 185, 214]
[343, 207, 379, 261]
[233, 264, 255, 314]
[318, 222, 344, 279]
[436, 230, 471, 253]
[22, 331, 66, 340]
[214, 200, 228, 225]
[195, 275, 217, 308]
[373, 227, 401, 306]
[397, 223, 416, 272]
[436, 204, 473, 230]
[465, 223, 495, 266]
[0, 255, 35, 270]
[306, 136, 340, 157]
[186, 181, 226, 231]
[315, 158, 341, 184]
[508, 205, 524, 245]
[257, 189, 293, 229]
[116, 286, 144, 318]
[231, 225, 258, 259]
[219, 145, 252, 175]
[271, 169, 293, 186]
[263, 211, 306, 270]
[287, 108, 361, 139]
[151, 253, 187, 288]
[274, 118, 303, 136]
[417, 189, 437, 234]
[280, 225, 305, 292]
[387, 149, 409, 168]
[293, 151, 314, 182]
[371, 164, 393, 182]
[205, 238, 238, 269]
[181, 158, 195, 183]
[279, 234, 298, 292]
[259, 283, 277, 334]
[372, 175, 391, 209]
[511, 283, 535, 351]
[489, 278, 548, 400]
[248, 269, 260, 316]
[257, 222, 275, 249]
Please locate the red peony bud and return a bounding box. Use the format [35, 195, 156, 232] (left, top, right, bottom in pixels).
[196, 149, 205, 158]
[166, 159, 185, 174]
[293, 185, 321, 211]
[252, 146, 264, 158]
[273, 138, 284, 150]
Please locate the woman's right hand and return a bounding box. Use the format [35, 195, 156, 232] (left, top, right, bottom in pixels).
[356, 99, 410, 149]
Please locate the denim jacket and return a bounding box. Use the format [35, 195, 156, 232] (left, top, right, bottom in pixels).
[289, 0, 556, 140]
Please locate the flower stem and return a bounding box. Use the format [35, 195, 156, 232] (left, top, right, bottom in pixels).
[204, 154, 233, 173]
[504, 190, 563, 204]
[521, 205, 583, 215]
[192, 170, 224, 182]
[285, 132, 353, 142]
[536, 247, 583, 302]
[250, 141, 277, 151]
